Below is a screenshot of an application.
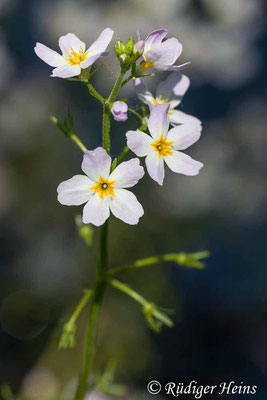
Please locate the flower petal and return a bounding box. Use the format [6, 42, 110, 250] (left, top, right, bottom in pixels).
[167, 124, 201, 150]
[146, 38, 182, 69]
[80, 54, 104, 69]
[82, 195, 110, 226]
[59, 33, 86, 56]
[110, 158, 144, 188]
[144, 29, 168, 55]
[170, 110, 202, 128]
[87, 28, 114, 56]
[110, 189, 144, 225]
[165, 150, 203, 176]
[126, 130, 154, 157]
[34, 43, 66, 67]
[165, 61, 191, 71]
[156, 72, 190, 104]
[51, 64, 81, 78]
[82, 147, 111, 181]
[134, 40, 144, 53]
[145, 152, 165, 185]
[133, 78, 154, 106]
[148, 104, 170, 139]
[57, 175, 94, 205]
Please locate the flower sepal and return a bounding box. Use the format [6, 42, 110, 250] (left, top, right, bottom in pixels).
[58, 321, 77, 349]
[50, 109, 74, 138]
[174, 251, 210, 269]
[143, 302, 174, 333]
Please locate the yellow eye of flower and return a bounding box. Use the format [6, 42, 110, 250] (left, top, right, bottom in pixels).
[151, 135, 173, 157]
[90, 177, 116, 198]
[65, 46, 88, 66]
[140, 60, 154, 71]
[152, 95, 169, 106]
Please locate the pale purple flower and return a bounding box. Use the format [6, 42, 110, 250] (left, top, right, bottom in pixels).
[111, 101, 128, 122]
[34, 28, 114, 79]
[137, 29, 190, 73]
[134, 72, 202, 129]
[134, 40, 145, 54]
[57, 147, 144, 226]
[126, 104, 203, 186]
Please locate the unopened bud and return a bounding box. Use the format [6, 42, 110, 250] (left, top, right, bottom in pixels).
[125, 37, 134, 55]
[114, 39, 125, 56]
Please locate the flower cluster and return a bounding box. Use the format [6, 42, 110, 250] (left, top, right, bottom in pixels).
[35, 28, 203, 226]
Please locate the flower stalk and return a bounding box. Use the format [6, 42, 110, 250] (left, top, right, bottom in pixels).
[109, 279, 174, 332]
[75, 67, 127, 399]
[108, 251, 210, 275]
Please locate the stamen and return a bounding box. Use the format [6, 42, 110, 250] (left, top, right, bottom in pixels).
[65, 46, 88, 66]
[90, 177, 116, 198]
[151, 135, 173, 158]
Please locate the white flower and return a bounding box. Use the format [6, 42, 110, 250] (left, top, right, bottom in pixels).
[134, 72, 202, 129]
[34, 28, 114, 79]
[126, 104, 203, 186]
[136, 29, 189, 73]
[57, 148, 144, 226]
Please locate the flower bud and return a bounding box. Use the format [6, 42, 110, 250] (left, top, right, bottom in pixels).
[125, 37, 134, 55]
[114, 39, 125, 56]
[111, 101, 128, 122]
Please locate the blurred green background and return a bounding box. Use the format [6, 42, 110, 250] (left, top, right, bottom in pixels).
[0, 0, 267, 398]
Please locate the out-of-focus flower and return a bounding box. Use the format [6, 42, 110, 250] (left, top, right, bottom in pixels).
[111, 101, 128, 122]
[134, 72, 202, 130]
[57, 148, 144, 226]
[34, 28, 114, 78]
[127, 104, 203, 185]
[20, 368, 59, 400]
[137, 29, 189, 73]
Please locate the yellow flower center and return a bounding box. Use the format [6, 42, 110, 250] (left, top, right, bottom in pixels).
[140, 60, 154, 71]
[152, 95, 169, 106]
[151, 135, 173, 158]
[65, 46, 88, 66]
[90, 176, 115, 199]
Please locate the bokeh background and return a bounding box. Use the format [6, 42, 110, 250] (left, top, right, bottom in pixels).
[0, 0, 267, 398]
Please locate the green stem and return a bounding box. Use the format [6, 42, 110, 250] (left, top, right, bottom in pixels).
[110, 279, 147, 307]
[74, 224, 109, 400]
[108, 70, 127, 104]
[86, 82, 104, 104]
[108, 251, 209, 275]
[69, 290, 93, 326]
[109, 279, 173, 329]
[102, 69, 127, 154]
[74, 282, 105, 400]
[117, 146, 129, 164]
[121, 74, 134, 88]
[69, 132, 88, 153]
[74, 69, 128, 400]
[128, 108, 143, 122]
[102, 103, 111, 154]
